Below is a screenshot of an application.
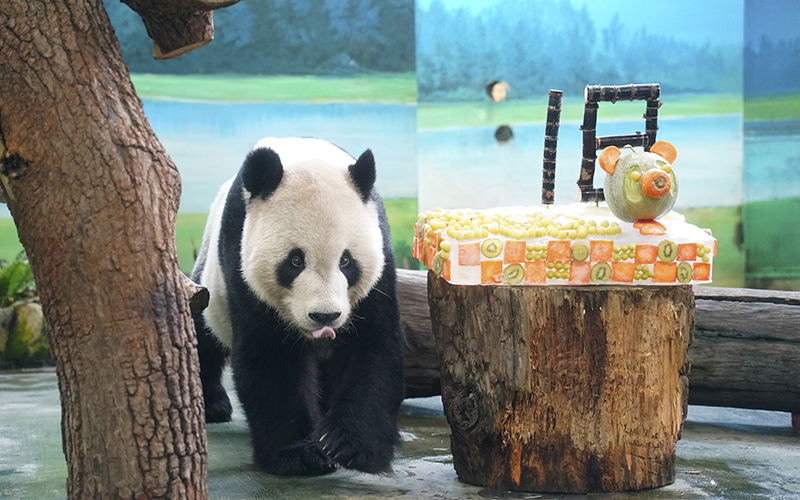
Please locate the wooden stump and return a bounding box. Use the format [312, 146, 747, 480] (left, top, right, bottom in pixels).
[427, 272, 694, 493]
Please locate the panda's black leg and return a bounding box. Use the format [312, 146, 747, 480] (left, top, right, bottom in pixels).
[317, 343, 404, 473]
[232, 343, 336, 476]
[195, 315, 232, 423]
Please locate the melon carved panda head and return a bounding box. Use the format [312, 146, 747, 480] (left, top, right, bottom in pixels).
[239, 146, 385, 341]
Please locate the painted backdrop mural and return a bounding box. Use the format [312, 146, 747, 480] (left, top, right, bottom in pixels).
[2, 0, 800, 290]
[416, 0, 745, 286]
[742, 0, 800, 289]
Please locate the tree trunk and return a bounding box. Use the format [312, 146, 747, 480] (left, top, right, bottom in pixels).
[427, 273, 694, 493]
[399, 270, 800, 416]
[0, 1, 207, 498]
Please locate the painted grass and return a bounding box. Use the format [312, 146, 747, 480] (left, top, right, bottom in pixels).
[742, 196, 800, 288]
[175, 198, 420, 273]
[0, 200, 752, 286]
[418, 93, 743, 130]
[0, 200, 420, 273]
[131, 73, 418, 103]
[744, 93, 800, 121]
[680, 205, 745, 288]
[0, 218, 23, 262]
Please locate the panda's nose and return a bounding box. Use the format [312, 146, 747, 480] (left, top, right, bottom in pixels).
[309, 311, 341, 325]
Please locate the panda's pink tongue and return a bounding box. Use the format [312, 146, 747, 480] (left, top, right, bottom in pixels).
[312, 326, 336, 340]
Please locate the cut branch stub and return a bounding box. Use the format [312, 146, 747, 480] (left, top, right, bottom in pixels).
[120, 0, 243, 60]
[181, 273, 210, 318]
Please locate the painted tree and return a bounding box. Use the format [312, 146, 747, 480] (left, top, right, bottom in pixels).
[0, 0, 238, 498]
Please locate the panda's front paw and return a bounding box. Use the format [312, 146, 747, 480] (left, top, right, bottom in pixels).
[255, 439, 338, 476]
[317, 423, 395, 474]
[204, 386, 232, 423]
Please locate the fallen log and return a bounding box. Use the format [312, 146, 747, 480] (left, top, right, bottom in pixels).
[398, 269, 800, 418]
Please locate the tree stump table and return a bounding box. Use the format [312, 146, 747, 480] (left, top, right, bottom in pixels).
[427, 272, 694, 493]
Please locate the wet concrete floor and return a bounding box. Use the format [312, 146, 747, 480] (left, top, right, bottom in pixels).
[1, 369, 799, 500]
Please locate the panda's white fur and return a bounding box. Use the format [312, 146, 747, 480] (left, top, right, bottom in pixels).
[192, 137, 404, 474]
[200, 137, 385, 345]
[198, 178, 235, 346]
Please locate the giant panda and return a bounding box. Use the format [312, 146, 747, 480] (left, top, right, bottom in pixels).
[190, 137, 405, 476]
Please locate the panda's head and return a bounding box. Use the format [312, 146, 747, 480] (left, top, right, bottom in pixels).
[239, 144, 385, 341]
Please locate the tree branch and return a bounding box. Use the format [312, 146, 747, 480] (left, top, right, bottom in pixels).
[120, 0, 243, 60]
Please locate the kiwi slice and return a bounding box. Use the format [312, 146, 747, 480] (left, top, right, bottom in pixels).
[658, 240, 678, 263]
[503, 264, 524, 284]
[431, 254, 444, 276]
[677, 262, 693, 283]
[572, 243, 589, 262]
[591, 262, 611, 282]
[481, 238, 504, 258]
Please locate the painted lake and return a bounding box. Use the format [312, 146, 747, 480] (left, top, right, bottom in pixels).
[417, 114, 745, 212]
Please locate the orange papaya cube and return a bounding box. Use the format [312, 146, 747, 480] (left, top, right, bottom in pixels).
[504, 240, 527, 263]
[678, 243, 697, 261]
[653, 261, 677, 282]
[635, 244, 658, 264]
[524, 261, 547, 284]
[693, 262, 711, 281]
[547, 240, 572, 262]
[611, 262, 635, 282]
[425, 245, 436, 269]
[569, 261, 591, 284]
[481, 260, 503, 284]
[590, 240, 614, 262]
[442, 259, 451, 281]
[459, 241, 481, 266]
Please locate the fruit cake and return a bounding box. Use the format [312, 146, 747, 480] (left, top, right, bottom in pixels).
[413, 204, 715, 286]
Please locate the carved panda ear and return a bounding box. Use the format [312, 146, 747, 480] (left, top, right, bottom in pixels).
[242, 147, 283, 200]
[348, 149, 376, 203]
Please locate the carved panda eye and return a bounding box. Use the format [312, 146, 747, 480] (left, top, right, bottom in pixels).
[291, 255, 304, 268]
[340, 254, 350, 268]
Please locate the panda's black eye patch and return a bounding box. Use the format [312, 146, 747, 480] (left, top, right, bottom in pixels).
[277, 248, 305, 288]
[339, 249, 361, 288]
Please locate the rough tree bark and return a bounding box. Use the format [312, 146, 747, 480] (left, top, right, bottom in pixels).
[0, 0, 234, 498]
[427, 274, 694, 493]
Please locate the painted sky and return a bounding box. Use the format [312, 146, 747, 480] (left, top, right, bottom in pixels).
[418, 0, 744, 45]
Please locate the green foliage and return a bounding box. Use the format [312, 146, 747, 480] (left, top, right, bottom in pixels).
[0, 252, 36, 307]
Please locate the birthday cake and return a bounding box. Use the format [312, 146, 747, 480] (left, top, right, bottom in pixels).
[413, 205, 715, 285]
[415, 84, 716, 286]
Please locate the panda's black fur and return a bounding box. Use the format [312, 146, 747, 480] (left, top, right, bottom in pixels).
[191, 138, 404, 476]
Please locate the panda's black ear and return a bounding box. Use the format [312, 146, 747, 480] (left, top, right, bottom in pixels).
[242, 147, 283, 200]
[348, 149, 376, 203]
